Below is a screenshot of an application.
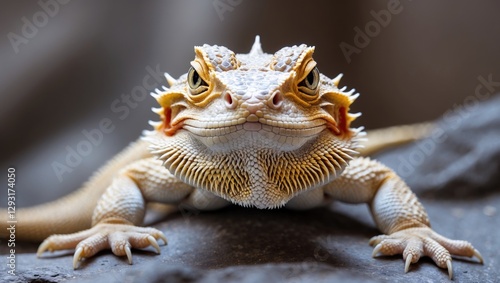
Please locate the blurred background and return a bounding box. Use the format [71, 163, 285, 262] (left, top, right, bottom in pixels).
[1, 0, 500, 206]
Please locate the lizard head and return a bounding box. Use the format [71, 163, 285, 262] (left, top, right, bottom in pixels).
[145, 36, 362, 208]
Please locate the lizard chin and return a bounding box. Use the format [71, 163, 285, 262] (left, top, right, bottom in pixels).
[242, 121, 263, 131]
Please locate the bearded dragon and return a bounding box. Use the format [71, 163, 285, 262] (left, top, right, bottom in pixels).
[1, 37, 482, 279]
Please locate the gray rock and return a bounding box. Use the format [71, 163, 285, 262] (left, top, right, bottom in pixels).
[376, 94, 500, 198]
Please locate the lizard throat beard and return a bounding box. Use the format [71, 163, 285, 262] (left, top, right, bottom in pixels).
[145, 130, 358, 208]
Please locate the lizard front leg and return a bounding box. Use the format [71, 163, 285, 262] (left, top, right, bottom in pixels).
[323, 157, 483, 279]
[37, 158, 195, 268]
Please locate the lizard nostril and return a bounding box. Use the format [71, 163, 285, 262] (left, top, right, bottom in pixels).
[224, 91, 236, 109]
[271, 91, 283, 109]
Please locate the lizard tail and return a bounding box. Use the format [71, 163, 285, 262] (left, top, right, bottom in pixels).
[1, 138, 151, 242]
[358, 122, 434, 156]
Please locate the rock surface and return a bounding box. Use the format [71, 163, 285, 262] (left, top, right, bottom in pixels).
[2, 96, 500, 283]
[376, 95, 500, 199]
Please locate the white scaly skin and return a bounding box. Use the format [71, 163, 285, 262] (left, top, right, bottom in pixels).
[2, 37, 482, 279]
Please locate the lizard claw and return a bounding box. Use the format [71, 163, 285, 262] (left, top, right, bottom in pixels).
[371, 243, 382, 258]
[157, 232, 168, 245]
[369, 227, 482, 279]
[37, 241, 53, 257]
[473, 248, 484, 263]
[125, 245, 133, 264]
[73, 247, 84, 269]
[447, 259, 453, 279]
[404, 254, 412, 273]
[147, 235, 161, 254]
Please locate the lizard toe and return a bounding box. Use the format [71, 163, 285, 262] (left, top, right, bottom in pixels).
[37, 228, 100, 257]
[370, 238, 405, 257]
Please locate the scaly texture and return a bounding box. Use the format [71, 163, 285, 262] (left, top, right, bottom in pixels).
[1, 36, 482, 279]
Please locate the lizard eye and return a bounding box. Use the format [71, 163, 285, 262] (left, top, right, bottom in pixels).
[298, 67, 320, 95]
[188, 67, 208, 95]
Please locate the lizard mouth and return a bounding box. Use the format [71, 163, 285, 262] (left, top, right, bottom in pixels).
[177, 117, 334, 152]
[160, 106, 344, 148]
[181, 118, 328, 138]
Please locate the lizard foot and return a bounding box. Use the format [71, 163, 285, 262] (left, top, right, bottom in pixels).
[37, 223, 167, 269]
[369, 227, 483, 279]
